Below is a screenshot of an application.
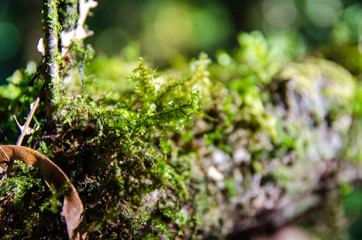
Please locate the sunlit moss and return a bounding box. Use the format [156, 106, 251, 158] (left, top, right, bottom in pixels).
[0, 30, 361, 239]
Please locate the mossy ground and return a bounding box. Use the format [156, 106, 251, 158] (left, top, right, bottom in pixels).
[0, 31, 361, 239]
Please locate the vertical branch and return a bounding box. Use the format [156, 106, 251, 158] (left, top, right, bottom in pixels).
[39, 0, 97, 125]
[41, 0, 61, 123]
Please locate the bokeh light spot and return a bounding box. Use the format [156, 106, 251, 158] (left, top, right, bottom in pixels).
[217, 51, 231, 66]
[306, 0, 342, 27]
[262, 0, 297, 28]
[142, 2, 232, 63]
[192, 6, 232, 48]
[153, 4, 193, 50]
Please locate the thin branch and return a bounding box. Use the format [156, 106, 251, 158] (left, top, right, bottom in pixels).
[61, 0, 98, 53]
[1, 98, 40, 181]
[16, 97, 40, 146]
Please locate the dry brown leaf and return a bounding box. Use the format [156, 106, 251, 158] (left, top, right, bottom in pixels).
[0, 145, 87, 240]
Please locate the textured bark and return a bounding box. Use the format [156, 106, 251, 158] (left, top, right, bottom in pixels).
[39, 0, 97, 129]
[40, 0, 60, 129]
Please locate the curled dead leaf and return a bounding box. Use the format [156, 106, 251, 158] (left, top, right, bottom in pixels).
[0, 145, 87, 240]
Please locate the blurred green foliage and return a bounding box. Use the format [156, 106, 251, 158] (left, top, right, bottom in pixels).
[2, 0, 362, 82]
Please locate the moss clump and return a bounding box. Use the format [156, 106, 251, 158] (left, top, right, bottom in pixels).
[22, 54, 204, 238]
[0, 161, 68, 239]
[1, 29, 361, 239]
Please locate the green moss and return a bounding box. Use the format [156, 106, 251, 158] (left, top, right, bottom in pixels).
[25, 54, 206, 238]
[0, 161, 67, 239]
[1, 25, 362, 239]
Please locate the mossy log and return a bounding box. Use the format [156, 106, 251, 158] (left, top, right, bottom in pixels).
[1, 43, 361, 239]
[191, 58, 361, 239]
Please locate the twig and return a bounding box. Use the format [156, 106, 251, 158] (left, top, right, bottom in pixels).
[16, 97, 40, 146]
[1, 97, 40, 181]
[61, 0, 98, 52]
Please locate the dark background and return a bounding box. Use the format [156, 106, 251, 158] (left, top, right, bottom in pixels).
[1, 0, 361, 84]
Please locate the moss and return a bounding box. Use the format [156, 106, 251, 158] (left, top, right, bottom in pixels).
[1, 22, 362, 239]
[17, 54, 205, 238]
[0, 161, 67, 239]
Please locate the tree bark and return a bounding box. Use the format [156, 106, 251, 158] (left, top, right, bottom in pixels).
[40, 0, 60, 129]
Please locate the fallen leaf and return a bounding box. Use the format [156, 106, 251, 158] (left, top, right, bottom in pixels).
[0, 145, 87, 240]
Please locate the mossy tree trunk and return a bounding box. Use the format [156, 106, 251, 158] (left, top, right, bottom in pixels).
[40, 0, 60, 129]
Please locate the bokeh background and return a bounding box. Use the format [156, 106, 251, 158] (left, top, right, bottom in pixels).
[1, 0, 362, 239]
[1, 0, 362, 83]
